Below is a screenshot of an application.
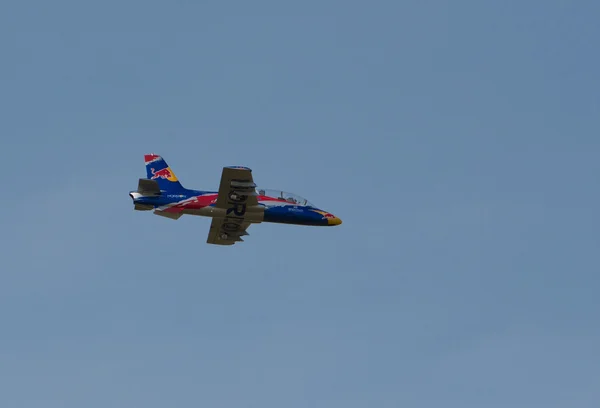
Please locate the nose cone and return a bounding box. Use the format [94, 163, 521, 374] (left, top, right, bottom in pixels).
[327, 215, 343, 226]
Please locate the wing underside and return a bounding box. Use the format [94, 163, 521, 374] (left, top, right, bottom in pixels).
[206, 166, 262, 245]
[207, 219, 251, 245]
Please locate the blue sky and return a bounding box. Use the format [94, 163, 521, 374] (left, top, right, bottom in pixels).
[1, 1, 599, 407]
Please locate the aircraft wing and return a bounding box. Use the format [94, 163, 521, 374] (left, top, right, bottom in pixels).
[206, 166, 260, 245]
[207, 218, 251, 245]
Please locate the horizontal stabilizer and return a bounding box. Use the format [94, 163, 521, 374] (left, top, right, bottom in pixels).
[137, 178, 161, 196]
[134, 203, 153, 211]
[153, 210, 182, 220]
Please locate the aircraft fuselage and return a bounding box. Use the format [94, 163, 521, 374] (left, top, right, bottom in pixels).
[129, 189, 342, 226]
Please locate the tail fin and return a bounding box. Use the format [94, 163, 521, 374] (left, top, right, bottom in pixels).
[144, 154, 185, 192]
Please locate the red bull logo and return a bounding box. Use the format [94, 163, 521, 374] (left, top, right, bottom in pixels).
[150, 167, 177, 181]
[311, 209, 335, 219]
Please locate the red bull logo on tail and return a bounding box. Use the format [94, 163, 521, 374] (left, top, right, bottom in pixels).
[150, 167, 178, 181]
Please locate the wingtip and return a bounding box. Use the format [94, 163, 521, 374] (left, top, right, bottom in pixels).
[226, 165, 252, 171]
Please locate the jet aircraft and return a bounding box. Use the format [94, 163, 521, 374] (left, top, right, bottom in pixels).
[129, 154, 342, 245]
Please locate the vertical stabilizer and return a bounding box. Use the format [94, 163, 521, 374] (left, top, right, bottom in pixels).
[144, 154, 185, 192]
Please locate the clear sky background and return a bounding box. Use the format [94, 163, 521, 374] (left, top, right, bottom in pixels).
[1, 1, 599, 407]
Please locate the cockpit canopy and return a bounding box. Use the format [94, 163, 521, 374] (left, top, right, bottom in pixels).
[256, 188, 316, 208]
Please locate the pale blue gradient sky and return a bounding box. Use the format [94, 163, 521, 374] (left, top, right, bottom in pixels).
[1, 1, 599, 407]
